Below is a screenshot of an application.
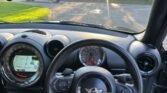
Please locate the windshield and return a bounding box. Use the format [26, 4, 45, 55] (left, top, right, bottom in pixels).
[0, 0, 153, 33]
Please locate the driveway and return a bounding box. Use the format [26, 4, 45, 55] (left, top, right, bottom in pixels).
[24, 1, 152, 32]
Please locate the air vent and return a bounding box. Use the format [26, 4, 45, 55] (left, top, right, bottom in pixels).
[46, 40, 64, 57]
[137, 53, 157, 75]
[137, 56, 155, 72]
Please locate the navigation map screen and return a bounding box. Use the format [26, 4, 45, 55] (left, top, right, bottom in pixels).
[13, 55, 39, 72]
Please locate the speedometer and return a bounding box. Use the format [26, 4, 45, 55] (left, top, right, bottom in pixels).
[79, 46, 105, 66]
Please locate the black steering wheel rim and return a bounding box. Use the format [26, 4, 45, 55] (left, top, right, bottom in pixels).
[45, 39, 143, 93]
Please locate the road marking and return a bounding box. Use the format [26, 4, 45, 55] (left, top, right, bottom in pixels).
[111, 3, 120, 8]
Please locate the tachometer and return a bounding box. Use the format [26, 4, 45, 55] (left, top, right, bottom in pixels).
[79, 46, 105, 66]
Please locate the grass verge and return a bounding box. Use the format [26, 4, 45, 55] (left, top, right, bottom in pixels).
[0, 2, 50, 22]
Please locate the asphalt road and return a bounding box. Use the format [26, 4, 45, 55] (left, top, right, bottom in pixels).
[24, 1, 152, 32]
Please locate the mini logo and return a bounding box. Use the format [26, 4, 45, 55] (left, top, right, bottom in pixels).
[85, 88, 103, 93]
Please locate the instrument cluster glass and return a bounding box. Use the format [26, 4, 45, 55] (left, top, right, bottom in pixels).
[79, 46, 105, 66]
[11, 49, 40, 79]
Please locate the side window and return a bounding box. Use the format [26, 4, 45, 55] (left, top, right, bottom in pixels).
[163, 36, 167, 51]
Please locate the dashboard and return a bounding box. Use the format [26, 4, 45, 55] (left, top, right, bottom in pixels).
[0, 23, 162, 93]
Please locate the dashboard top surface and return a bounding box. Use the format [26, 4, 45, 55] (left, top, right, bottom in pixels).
[0, 24, 161, 88]
[0, 23, 136, 50]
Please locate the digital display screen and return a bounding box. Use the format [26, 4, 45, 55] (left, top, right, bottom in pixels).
[13, 55, 39, 72]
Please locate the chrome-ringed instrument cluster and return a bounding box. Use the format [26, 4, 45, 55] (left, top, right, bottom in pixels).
[1, 43, 44, 87]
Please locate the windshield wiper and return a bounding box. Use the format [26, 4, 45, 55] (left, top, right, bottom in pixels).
[37, 21, 137, 34]
[0, 21, 137, 34]
[57, 21, 105, 28]
[37, 21, 107, 30]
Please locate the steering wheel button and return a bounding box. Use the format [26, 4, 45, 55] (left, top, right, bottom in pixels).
[62, 68, 73, 76]
[58, 80, 65, 86]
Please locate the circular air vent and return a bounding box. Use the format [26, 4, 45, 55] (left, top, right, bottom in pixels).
[137, 53, 158, 76]
[46, 40, 64, 57]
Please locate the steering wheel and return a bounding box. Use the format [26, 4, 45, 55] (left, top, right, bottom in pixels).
[45, 39, 143, 93]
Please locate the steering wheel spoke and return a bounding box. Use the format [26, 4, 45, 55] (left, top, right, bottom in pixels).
[51, 68, 74, 93]
[116, 83, 135, 93]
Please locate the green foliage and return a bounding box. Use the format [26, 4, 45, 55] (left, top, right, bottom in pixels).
[0, 2, 50, 22]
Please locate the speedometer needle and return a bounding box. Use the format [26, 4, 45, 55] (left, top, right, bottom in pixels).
[86, 57, 94, 65]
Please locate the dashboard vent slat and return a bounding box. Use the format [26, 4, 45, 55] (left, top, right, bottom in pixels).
[137, 53, 157, 76]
